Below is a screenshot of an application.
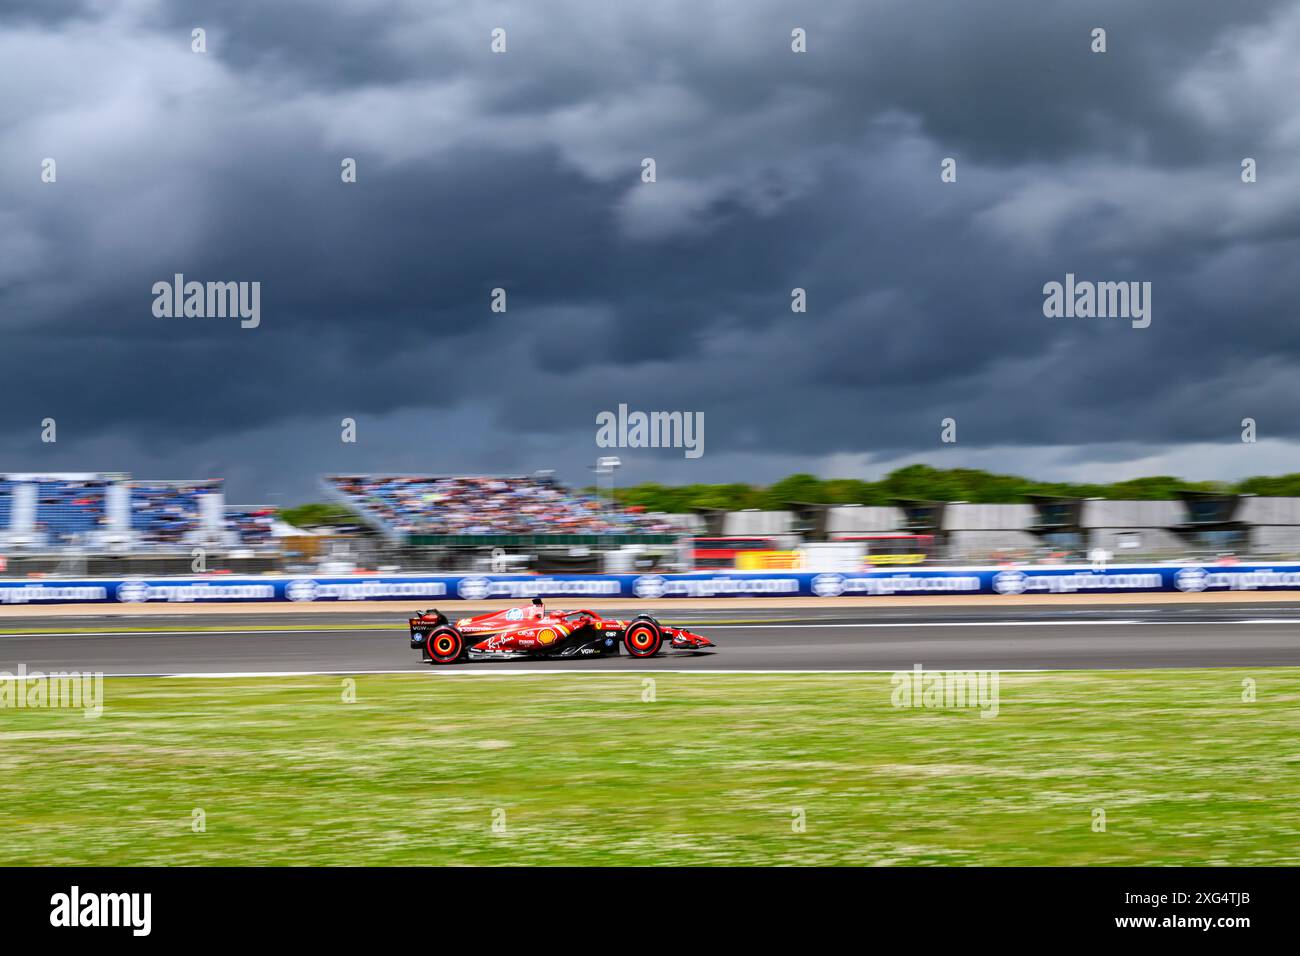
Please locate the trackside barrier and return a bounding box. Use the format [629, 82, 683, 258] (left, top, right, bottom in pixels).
[1, 565, 1300, 604]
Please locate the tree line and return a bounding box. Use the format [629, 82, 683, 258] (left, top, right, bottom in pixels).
[600, 465, 1300, 513]
[279, 465, 1300, 526]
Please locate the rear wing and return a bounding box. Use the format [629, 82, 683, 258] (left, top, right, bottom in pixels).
[409, 609, 448, 632]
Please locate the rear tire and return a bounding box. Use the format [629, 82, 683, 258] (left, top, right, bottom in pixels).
[426, 626, 464, 664]
[623, 620, 662, 658]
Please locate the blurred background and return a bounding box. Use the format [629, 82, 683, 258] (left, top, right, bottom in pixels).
[4, 465, 1298, 577]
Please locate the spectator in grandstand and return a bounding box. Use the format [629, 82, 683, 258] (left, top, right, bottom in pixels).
[130, 482, 215, 546]
[226, 507, 276, 547]
[328, 475, 671, 535]
[36, 478, 108, 545]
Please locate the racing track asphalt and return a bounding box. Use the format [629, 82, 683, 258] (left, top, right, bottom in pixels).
[2, 602, 1300, 674]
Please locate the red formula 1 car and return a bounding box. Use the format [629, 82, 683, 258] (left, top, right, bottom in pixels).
[409, 598, 715, 664]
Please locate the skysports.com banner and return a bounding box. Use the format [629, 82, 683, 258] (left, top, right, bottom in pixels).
[2, 564, 1300, 605]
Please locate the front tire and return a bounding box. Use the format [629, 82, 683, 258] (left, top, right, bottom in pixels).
[623, 620, 662, 658]
[426, 626, 464, 664]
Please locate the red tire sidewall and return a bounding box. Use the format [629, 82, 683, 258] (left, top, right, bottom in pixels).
[624, 622, 661, 658]
[427, 627, 463, 663]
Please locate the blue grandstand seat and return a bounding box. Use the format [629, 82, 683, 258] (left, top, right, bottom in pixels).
[130, 482, 215, 546]
[35, 479, 108, 543]
[0, 481, 12, 532]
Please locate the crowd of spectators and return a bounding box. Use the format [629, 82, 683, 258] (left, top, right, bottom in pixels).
[327, 475, 672, 535]
[226, 507, 276, 546]
[35, 479, 110, 543]
[130, 482, 217, 546]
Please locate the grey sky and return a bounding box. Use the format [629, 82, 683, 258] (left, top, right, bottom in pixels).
[2, 0, 1299, 502]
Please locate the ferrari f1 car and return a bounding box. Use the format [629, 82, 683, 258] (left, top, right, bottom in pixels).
[409, 598, 715, 664]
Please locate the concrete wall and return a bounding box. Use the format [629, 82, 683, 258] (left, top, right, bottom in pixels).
[825, 506, 905, 534]
[942, 503, 1036, 531]
[655, 512, 705, 534]
[1249, 526, 1300, 554]
[1081, 500, 1185, 528]
[722, 510, 795, 536]
[1238, 497, 1300, 525]
[1088, 528, 1186, 552]
[947, 530, 1040, 554]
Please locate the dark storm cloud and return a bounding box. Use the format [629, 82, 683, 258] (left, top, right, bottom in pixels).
[0, 0, 92, 28]
[2, 0, 1300, 498]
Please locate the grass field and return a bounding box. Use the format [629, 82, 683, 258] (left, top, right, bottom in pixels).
[1, 669, 1297, 865]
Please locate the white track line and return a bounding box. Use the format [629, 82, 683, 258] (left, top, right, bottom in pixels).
[140, 668, 1054, 678]
[0, 629, 346, 638]
[8, 618, 1300, 638]
[708, 619, 1300, 628]
[704, 620, 1151, 628]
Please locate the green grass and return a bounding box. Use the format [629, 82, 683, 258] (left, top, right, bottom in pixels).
[1, 670, 1297, 865]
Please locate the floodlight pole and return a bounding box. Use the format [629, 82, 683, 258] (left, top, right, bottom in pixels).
[595, 456, 622, 522]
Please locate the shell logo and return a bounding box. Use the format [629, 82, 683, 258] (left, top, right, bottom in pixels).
[537, 628, 558, 646]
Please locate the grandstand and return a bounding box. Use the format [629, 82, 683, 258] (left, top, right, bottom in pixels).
[0, 480, 12, 533]
[6, 469, 1300, 575]
[324, 474, 675, 542]
[0, 473, 234, 553]
[36, 477, 109, 544]
[224, 506, 277, 548]
[129, 480, 220, 547]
